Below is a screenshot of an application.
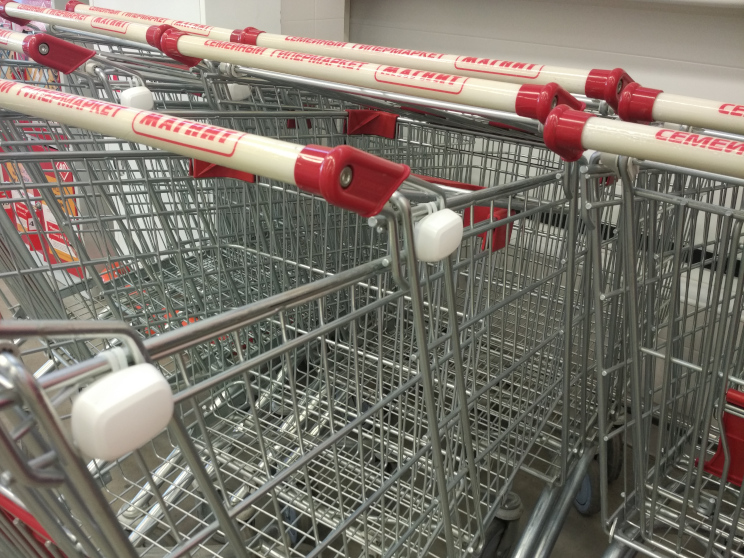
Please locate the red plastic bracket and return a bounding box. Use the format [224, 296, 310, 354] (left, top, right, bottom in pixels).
[0, 492, 53, 545]
[287, 118, 313, 129]
[22, 34, 95, 74]
[230, 26, 265, 45]
[65, 0, 83, 12]
[543, 105, 594, 162]
[489, 121, 526, 132]
[702, 389, 744, 487]
[0, 0, 30, 26]
[463, 206, 515, 252]
[412, 174, 482, 192]
[412, 173, 514, 251]
[189, 159, 255, 182]
[345, 110, 399, 139]
[585, 68, 635, 111]
[515, 83, 586, 124]
[617, 82, 663, 124]
[401, 105, 435, 117]
[146, 25, 202, 68]
[294, 145, 410, 217]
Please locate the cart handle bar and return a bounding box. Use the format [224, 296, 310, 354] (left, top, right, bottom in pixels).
[59, 1, 744, 136]
[63, 0, 629, 109]
[544, 105, 744, 180]
[0, 28, 93, 73]
[0, 1, 585, 123]
[0, 79, 409, 217]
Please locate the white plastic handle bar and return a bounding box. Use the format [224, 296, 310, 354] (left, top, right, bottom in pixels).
[0, 2, 584, 123]
[62, 1, 613, 102]
[544, 106, 744, 179]
[59, 1, 744, 135]
[0, 78, 410, 217]
[0, 28, 94, 73]
[617, 83, 744, 137]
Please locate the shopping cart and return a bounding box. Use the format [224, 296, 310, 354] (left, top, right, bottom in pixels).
[584, 154, 744, 558]
[0, 78, 601, 557]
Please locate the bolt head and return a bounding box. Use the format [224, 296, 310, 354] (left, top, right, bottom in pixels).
[38, 43, 49, 55]
[339, 166, 353, 188]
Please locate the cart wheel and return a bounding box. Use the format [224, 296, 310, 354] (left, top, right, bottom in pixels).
[479, 492, 523, 558]
[606, 430, 624, 483]
[479, 518, 520, 558]
[574, 460, 601, 516]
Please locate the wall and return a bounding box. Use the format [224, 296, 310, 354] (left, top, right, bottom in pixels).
[281, 0, 349, 41]
[207, 0, 281, 33]
[90, 0, 202, 23]
[349, 0, 744, 101]
[88, 0, 281, 33]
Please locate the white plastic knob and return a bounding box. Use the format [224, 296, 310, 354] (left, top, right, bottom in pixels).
[83, 61, 101, 76]
[227, 83, 253, 101]
[71, 364, 173, 461]
[413, 209, 464, 262]
[120, 86, 155, 110]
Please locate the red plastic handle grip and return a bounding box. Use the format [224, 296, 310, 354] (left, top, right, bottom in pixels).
[294, 145, 411, 217]
[145, 25, 202, 67]
[515, 82, 586, 124]
[158, 27, 203, 67]
[22, 33, 95, 74]
[617, 82, 663, 123]
[542, 105, 593, 162]
[230, 26, 265, 45]
[585, 68, 635, 111]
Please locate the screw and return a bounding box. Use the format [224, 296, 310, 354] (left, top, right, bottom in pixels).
[616, 80, 623, 95]
[38, 43, 49, 55]
[339, 166, 353, 188]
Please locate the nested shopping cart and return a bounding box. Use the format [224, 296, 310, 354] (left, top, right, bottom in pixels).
[0, 78, 599, 557]
[2, 1, 592, 138]
[28, 0, 744, 136]
[582, 151, 744, 558]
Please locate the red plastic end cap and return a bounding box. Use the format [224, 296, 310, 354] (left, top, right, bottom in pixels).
[0, 0, 30, 26]
[22, 33, 95, 74]
[345, 110, 399, 139]
[65, 0, 83, 12]
[231, 26, 265, 45]
[585, 68, 635, 110]
[542, 105, 593, 162]
[294, 145, 411, 217]
[159, 28, 203, 68]
[617, 82, 662, 124]
[515, 83, 586, 124]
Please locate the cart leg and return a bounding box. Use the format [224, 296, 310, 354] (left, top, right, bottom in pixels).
[509, 485, 561, 558]
[510, 449, 595, 558]
[601, 539, 637, 558]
